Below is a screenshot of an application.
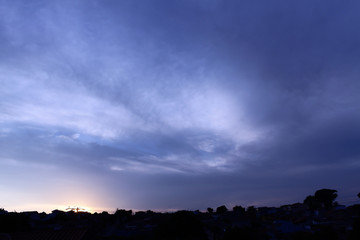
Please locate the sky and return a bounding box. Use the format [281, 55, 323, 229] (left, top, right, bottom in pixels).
[1, 0, 360, 213]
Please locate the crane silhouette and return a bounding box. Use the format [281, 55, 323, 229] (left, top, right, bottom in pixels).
[66, 206, 86, 213]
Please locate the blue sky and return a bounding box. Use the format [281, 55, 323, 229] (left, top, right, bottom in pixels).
[1, 0, 360, 212]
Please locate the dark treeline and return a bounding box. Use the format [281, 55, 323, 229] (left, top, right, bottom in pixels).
[1, 189, 360, 240]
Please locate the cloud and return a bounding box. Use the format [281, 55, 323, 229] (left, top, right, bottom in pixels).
[1, 0, 360, 211]
[0, 157, 56, 170]
[0, 67, 149, 139]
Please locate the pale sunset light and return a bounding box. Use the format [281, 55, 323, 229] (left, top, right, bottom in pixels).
[0, 0, 359, 214]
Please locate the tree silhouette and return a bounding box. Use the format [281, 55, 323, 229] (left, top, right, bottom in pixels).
[304, 189, 338, 210]
[246, 206, 257, 219]
[233, 205, 245, 214]
[216, 205, 228, 214]
[207, 207, 214, 214]
[314, 189, 337, 209]
[358, 192, 360, 199]
[304, 195, 321, 212]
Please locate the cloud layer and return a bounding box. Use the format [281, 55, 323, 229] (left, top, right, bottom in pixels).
[1, 0, 360, 211]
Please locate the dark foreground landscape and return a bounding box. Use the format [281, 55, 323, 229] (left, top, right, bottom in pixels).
[1, 189, 360, 240]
